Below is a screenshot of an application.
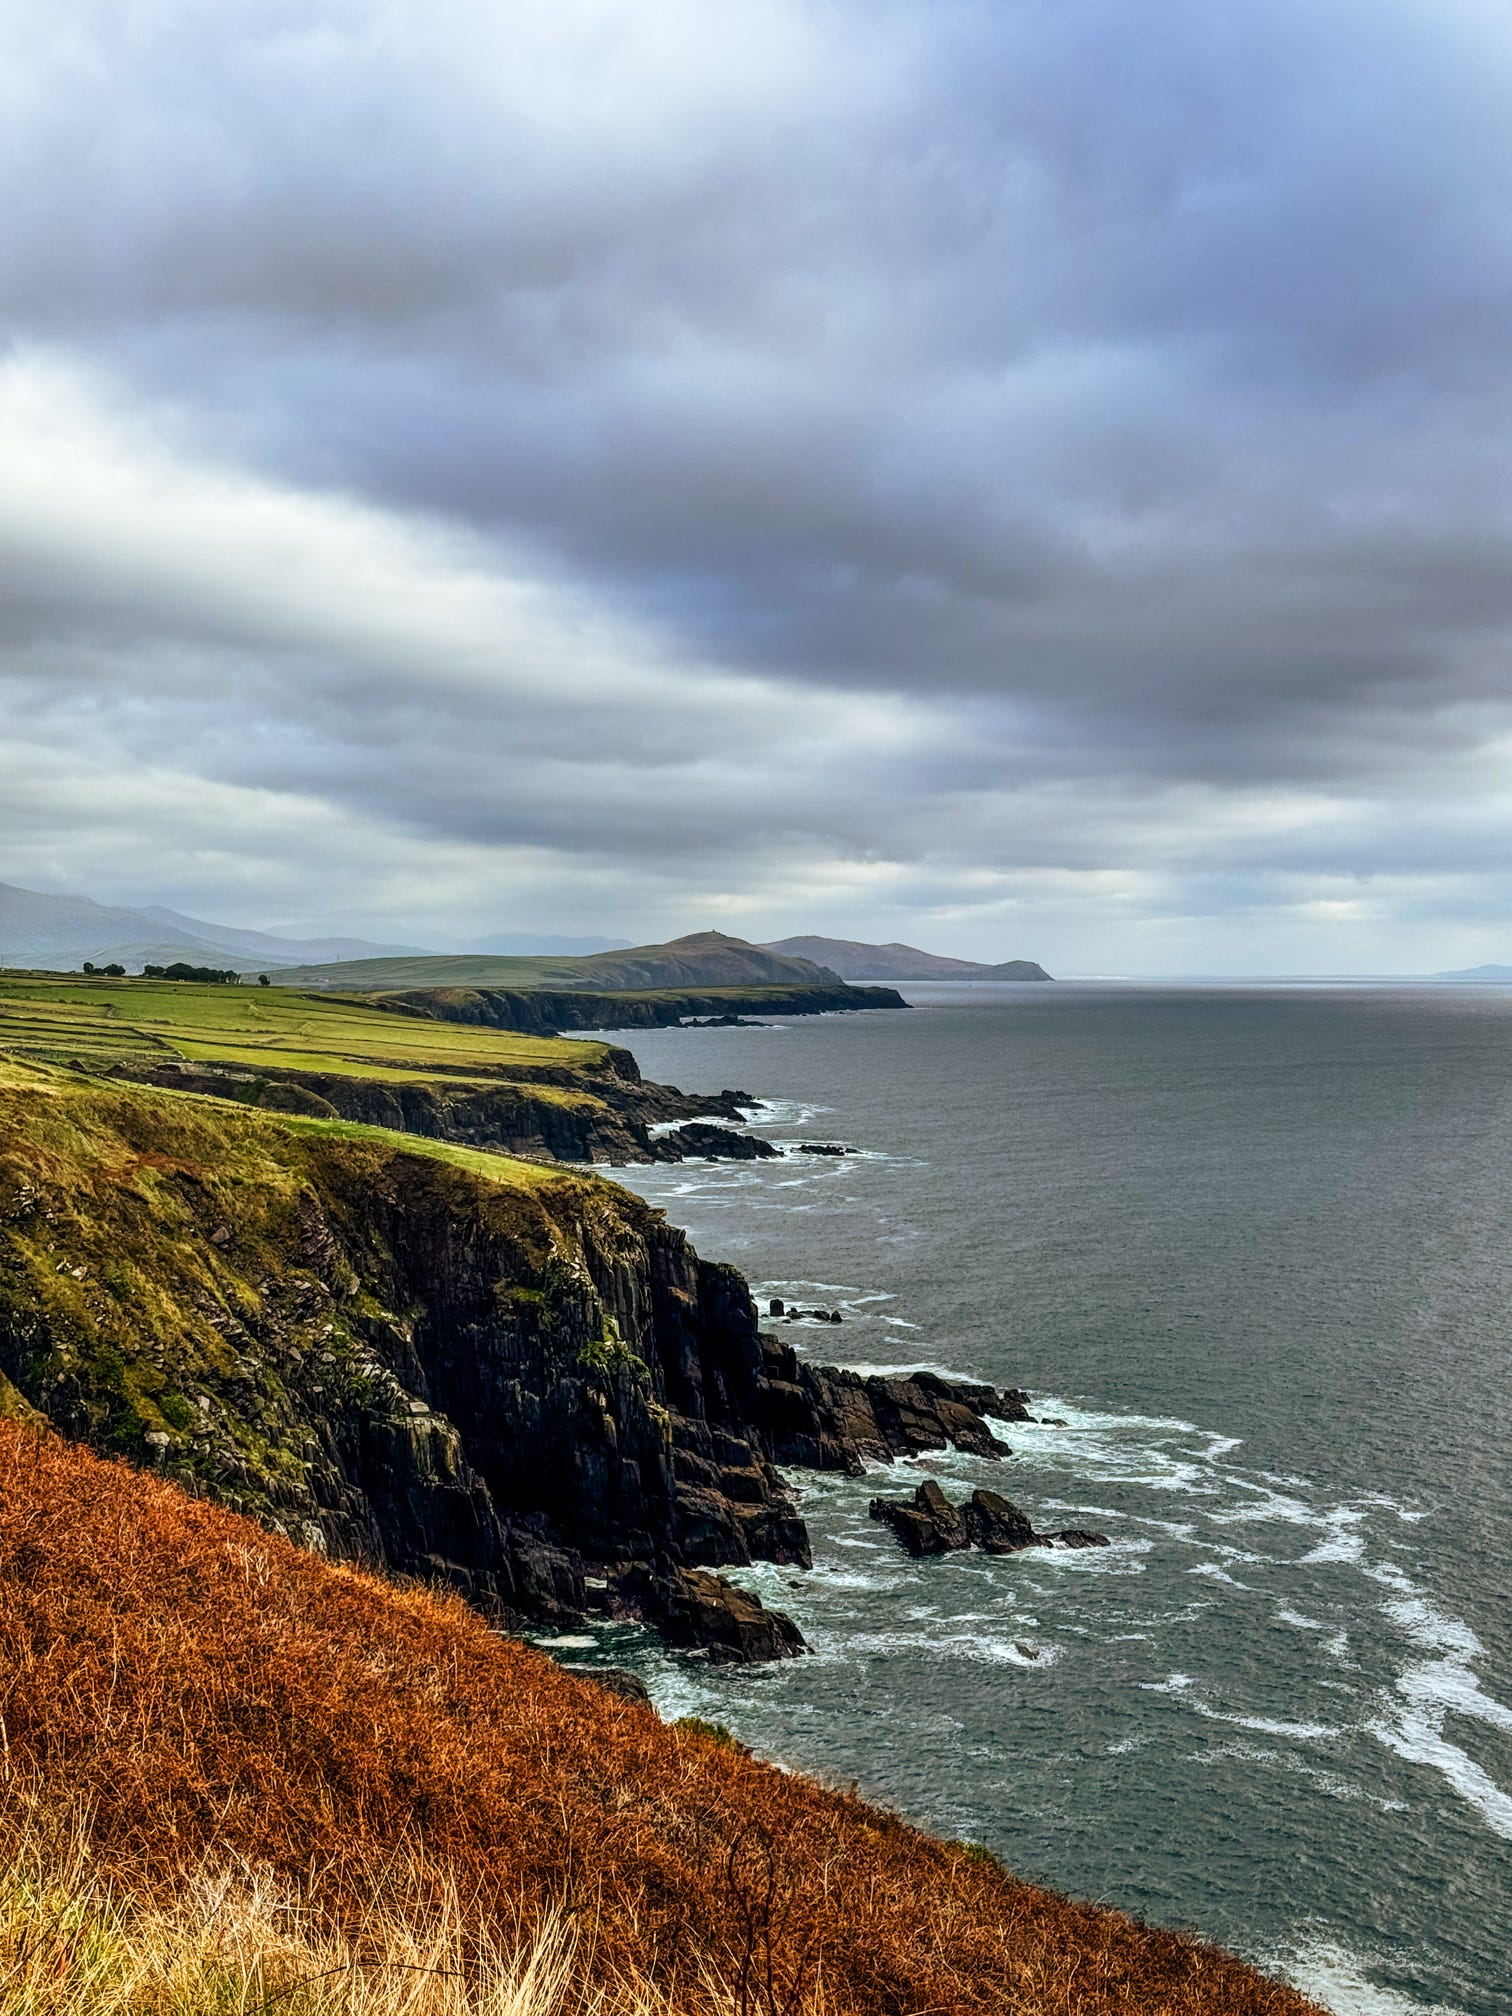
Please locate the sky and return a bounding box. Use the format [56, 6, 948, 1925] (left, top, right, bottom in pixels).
[4, 0, 1512, 973]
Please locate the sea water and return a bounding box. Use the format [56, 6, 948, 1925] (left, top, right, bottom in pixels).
[545, 984, 1511, 2013]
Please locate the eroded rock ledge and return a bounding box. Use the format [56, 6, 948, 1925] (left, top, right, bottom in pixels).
[103, 1054, 767, 1167]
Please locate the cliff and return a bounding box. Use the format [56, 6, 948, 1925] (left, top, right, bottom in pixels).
[371, 978, 906, 1032]
[0, 1060, 1019, 1661]
[0, 971, 765, 1166]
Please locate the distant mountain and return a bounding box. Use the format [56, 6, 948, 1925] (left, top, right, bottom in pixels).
[1431, 964, 1512, 982]
[141, 906, 423, 967]
[274, 931, 845, 993]
[461, 933, 635, 957]
[764, 935, 1052, 982]
[0, 881, 423, 973]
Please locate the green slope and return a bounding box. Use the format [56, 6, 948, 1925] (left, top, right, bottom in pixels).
[0, 973, 609, 1084]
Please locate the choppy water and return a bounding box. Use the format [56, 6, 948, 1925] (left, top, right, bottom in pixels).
[546, 984, 1511, 2013]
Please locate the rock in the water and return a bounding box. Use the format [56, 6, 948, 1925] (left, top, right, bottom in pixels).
[796, 1142, 854, 1156]
[869, 1481, 1108, 1559]
[961, 1487, 1039, 1554]
[594, 1667, 653, 1705]
[868, 1479, 971, 1555]
[754, 1338, 1026, 1474]
[663, 1123, 780, 1161]
[769, 1297, 785, 1317]
[645, 1567, 807, 1664]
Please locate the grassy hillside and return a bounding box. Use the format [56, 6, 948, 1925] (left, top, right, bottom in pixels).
[0, 970, 606, 1079]
[0, 1054, 570, 1467]
[272, 930, 840, 992]
[0, 1421, 1322, 2016]
[0, 972, 730, 1163]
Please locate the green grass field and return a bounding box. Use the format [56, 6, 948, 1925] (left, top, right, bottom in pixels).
[0, 974, 612, 1088]
[0, 1052, 569, 1192]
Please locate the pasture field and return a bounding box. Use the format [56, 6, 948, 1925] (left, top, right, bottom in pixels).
[0, 973, 611, 1088]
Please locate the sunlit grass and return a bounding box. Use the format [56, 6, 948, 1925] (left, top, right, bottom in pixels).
[0, 976, 611, 1083]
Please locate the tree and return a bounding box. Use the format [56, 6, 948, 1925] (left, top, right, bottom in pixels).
[142, 963, 241, 985]
[257, 973, 271, 987]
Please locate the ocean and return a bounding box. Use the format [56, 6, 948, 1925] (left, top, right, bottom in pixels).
[545, 983, 1511, 2014]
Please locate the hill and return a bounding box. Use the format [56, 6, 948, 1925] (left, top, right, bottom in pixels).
[0, 970, 753, 1163]
[0, 1421, 1321, 2016]
[765, 935, 1052, 981]
[273, 930, 844, 992]
[0, 879, 420, 973]
[1431, 963, 1512, 981]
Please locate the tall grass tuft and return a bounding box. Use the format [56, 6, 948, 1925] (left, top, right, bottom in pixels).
[0, 1805, 680, 2016]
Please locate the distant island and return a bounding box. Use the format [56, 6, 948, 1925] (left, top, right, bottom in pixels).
[764, 934, 1052, 982]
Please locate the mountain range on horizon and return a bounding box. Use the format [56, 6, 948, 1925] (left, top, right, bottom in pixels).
[0, 882, 1054, 983]
[0, 882, 424, 974]
[0, 882, 641, 974]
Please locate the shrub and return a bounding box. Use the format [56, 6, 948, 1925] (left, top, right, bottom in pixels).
[676, 1717, 745, 1753]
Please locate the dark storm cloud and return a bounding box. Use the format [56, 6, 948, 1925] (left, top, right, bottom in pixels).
[4, 0, 1512, 964]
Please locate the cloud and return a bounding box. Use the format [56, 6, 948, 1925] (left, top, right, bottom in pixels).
[3, 0, 1512, 966]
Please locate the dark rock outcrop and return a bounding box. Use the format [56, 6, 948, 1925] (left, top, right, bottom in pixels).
[867, 1479, 969, 1555]
[868, 1482, 1109, 1558]
[591, 1668, 653, 1706]
[373, 982, 906, 1036]
[642, 1567, 806, 1664]
[104, 1055, 768, 1167]
[755, 1334, 1026, 1474]
[660, 1123, 780, 1162]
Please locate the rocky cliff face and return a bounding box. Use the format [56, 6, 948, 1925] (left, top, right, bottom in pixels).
[0, 1068, 1020, 1661]
[373, 981, 906, 1034]
[104, 1052, 757, 1166]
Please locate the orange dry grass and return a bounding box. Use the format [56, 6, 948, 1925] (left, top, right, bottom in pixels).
[0, 1428, 1321, 2016]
